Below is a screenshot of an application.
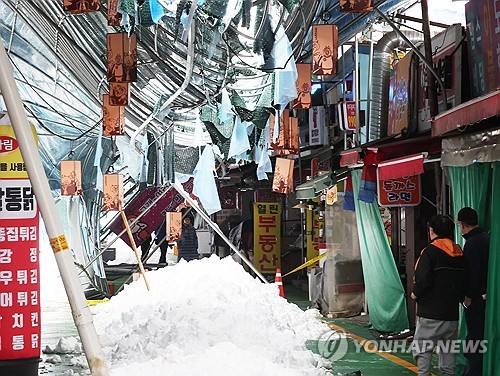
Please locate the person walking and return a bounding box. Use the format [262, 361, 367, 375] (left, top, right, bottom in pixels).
[411, 215, 467, 376]
[177, 211, 199, 262]
[457, 207, 490, 376]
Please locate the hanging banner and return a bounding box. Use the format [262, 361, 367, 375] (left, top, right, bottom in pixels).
[109, 82, 129, 106]
[308, 106, 325, 146]
[293, 64, 312, 110]
[340, 0, 374, 12]
[377, 174, 422, 207]
[103, 174, 124, 211]
[108, 0, 122, 26]
[312, 24, 338, 76]
[108, 179, 194, 247]
[107, 32, 137, 83]
[253, 202, 281, 274]
[166, 212, 182, 241]
[326, 185, 338, 205]
[103, 94, 125, 136]
[60, 160, 82, 196]
[0, 123, 40, 361]
[64, 0, 100, 13]
[269, 111, 299, 155]
[272, 158, 294, 194]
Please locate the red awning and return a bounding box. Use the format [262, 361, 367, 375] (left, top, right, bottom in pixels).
[377, 153, 425, 180]
[432, 89, 500, 137]
[340, 149, 360, 167]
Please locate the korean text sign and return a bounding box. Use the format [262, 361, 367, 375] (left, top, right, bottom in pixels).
[377, 174, 421, 207]
[253, 203, 281, 274]
[0, 122, 40, 360]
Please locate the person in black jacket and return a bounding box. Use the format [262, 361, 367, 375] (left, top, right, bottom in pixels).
[411, 215, 467, 376]
[457, 207, 490, 376]
[177, 211, 199, 262]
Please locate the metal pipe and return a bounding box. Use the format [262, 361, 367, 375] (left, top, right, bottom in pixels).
[129, 19, 196, 154]
[366, 31, 374, 141]
[172, 181, 269, 284]
[354, 34, 360, 145]
[0, 40, 109, 376]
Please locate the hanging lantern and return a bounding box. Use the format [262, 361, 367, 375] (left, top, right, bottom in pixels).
[109, 82, 129, 106]
[272, 158, 295, 194]
[293, 64, 312, 110]
[166, 212, 182, 242]
[269, 109, 289, 150]
[312, 25, 338, 76]
[103, 94, 125, 136]
[340, 0, 374, 13]
[60, 160, 82, 196]
[108, 0, 122, 26]
[107, 32, 137, 83]
[270, 112, 299, 155]
[64, 0, 100, 13]
[103, 174, 123, 211]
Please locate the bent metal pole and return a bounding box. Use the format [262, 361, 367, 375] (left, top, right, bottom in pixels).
[0, 43, 110, 375]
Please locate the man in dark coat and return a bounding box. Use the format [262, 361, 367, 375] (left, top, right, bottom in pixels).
[411, 215, 467, 376]
[457, 207, 490, 376]
[177, 212, 199, 262]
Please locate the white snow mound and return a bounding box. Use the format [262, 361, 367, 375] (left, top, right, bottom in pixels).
[93, 256, 331, 376]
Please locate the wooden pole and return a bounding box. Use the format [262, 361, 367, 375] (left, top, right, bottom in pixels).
[120, 210, 151, 291]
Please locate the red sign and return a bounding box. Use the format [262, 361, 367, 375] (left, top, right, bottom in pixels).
[377, 175, 421, 207]
[338, 101, 357, 131]
[253, 203, 281, 274]
[0, 124, 40, 361]
[311, 158, 330, 179]
[109, 180, 194, 247]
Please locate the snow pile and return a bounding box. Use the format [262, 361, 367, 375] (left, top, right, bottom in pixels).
[93, 256, 331, 376]
[44, 337, 82, 354]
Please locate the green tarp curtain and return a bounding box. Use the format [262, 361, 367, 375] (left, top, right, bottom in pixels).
[447, 162, 498, 375]
[351, 169, 409, 333]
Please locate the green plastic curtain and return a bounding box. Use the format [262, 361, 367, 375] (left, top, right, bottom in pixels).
[484, 162, 500, 375]
[351, 169, 409, 333]
[447, 163, 493, 375]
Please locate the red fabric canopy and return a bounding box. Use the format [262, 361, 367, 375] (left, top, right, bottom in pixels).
[377, 153, 425, 180]
[432, 89, 500, 136]
[340, 150, 360, 167]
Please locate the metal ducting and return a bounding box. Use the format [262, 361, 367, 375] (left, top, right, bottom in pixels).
[369, 30, 423, 141]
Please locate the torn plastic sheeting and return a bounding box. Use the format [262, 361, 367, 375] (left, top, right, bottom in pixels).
[272, 25, 298, 110]
[255, 124, 272, 180]
[193, 118, 206, 147]
[218, 87, 233, 124]
[193, 144, 222, 215]
[228, 116, 253, 159]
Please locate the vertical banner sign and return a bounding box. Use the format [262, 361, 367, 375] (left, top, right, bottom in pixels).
[338, 101, 357, 131]
[0, 123, 40, 361]
[465, 0, 500, 98]
[60, 160, 82, 196]
[109, 82, 129, 106]
[272, 158, 294, 194]
[103, 94, 125, 136]
[269, 111, 299, 155]
[377, 174, 422, 207]
[107, 32, 137, 83]
[108, 0, 122, 26]
[388, 52, 412, 136]
[166, 212, 182, 241]
[340, 0, 374, 12]
[103, 174, 124, 211]
[308, 106, 325, 145]
[293, 64, 312, 110]
[306, 209, 324, 267]
[312, 25, 338, 76]
[253, 203, 281, 274]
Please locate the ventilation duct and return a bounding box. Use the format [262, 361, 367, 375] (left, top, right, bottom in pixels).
[369, 30, 423, 141]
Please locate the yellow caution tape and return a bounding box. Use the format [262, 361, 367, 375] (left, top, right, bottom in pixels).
[87, 299, 109, 306]
[49, 234, 69, 253]
[282, 252, 328, 277]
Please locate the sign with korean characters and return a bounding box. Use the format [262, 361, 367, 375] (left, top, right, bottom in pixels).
[377, 174, 421, 207]
[306, 209, 324, 268]
[253, 203, 281, 274]
[0, 119, 40, 361]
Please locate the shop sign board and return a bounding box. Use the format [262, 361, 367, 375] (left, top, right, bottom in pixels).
[388, 52, 412, 136]
[377, 174, 421, 207]
[253, 203, 281, 274]
[0, 122, 40, 361]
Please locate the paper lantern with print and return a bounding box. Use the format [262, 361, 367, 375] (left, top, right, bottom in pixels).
[272, 158, 295, 194]
[312, 25, 338, 76]
[340, 0, 374, 12]
[166, 212, 182, 242]
[109, 82, 129, 106]
[108, 0, 122, 26]
[103, 94, 125, 136]
[269, 111, 298, 155]
[107, 32, 137, 83]
[60, 160, 82, 196]
[64, 0, 100, 13]
[293, 64, 312, 110]
[103, 174, 124, 211]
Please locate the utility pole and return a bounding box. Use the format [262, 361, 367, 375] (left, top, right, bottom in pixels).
[421, 0, 439, 117]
